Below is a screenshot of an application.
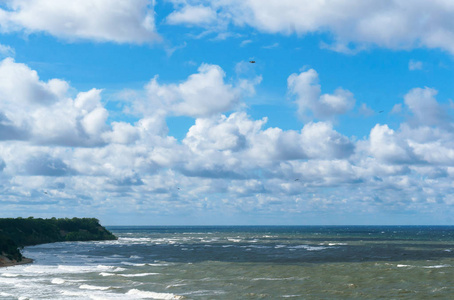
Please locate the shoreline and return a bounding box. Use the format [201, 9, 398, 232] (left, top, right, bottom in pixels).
[0, 255, 34, 268]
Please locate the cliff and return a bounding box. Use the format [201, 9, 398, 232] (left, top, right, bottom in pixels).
[0, 217, 117, 267]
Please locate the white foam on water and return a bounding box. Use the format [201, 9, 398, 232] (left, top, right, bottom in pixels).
[423, 264, 450, 269]
[119, 237, 153, 243]
[51, 278, 66, 284]
[326, 243, 347, 246]
[80, 284, 111, 290]
[166, 283, 188, 288]
[289, 245, 329, 251]
[147, 263, 173, 267]
[120, 273, 159, 277]
[99, 272, 116, 276]
[62, 290, 128, 300]
[0, 292, 14, 297]
[1, 273, 20, 277]
[126, 289, 183, 299]
[282, 295, 302, 298]
[397, 264, 412, 268]
[227, 238, 242, 243]
[122, 261, 146, 266]
[130, 255, 143, 259]
[248, 245, 272, 249]
[275, 245, 286, 248]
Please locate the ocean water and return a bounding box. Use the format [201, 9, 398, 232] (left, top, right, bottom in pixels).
[1, 226, 454, 299]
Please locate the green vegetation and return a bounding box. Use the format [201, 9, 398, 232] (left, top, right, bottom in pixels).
[0, 217, 116, 263]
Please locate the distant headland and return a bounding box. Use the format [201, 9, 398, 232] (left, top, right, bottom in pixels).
[0, 217, 117, 267]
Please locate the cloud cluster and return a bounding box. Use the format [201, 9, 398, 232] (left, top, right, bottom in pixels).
[141, 64, 259, 118]
[2, 58, 454, 222]
[288, 69, 355, 120]
[2, 0, 454, 55]
[0, 0, 159, 43]
[166, 0, 454, 54]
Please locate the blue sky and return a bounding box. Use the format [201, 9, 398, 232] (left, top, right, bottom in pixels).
[1, 0, 454, 225]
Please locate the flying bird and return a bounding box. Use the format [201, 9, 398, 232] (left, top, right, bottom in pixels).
[249, 60, 256, 63]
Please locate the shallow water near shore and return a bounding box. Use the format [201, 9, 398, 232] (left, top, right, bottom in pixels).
[1, 226, 454, 299]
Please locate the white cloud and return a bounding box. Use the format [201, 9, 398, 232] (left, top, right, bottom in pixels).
[368, 124, 416, 164]
[0, 0, 159, 43]
[142, 64, 259, 118]
[166, 0, 454, 54]
[166, 4, 217, 26]
[3, 59, 454, 222]
[358, 103, 375, 116]
[0, 58, 114, 146]
[409, 60, 423, 71]
[288, 68, 355, 120]
[404, 87, 451, 127]
[0, 44, 14, 57]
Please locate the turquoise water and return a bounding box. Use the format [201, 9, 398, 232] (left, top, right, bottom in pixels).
[1, 226, 454, 299]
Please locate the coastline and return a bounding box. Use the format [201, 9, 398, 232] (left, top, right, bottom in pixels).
[0, 255, 33, 268]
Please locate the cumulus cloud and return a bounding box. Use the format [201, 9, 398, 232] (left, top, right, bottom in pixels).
[0, 0, 159, 43]
[3, 59, 454, 221]
[404, 87, 451, 127]
[288, 68, 355, 120]
[142, 64, 259, 118]
[0, 58, 116, 146]
[368, 124, 417, 164]
[180, 112, 354, 180]
[166, 0, 454, 54]
[166, 4, 217, 26]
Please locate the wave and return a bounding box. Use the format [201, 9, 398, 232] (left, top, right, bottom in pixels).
[1, 273, 20, 277]
[122, 261, 146, 266]
[120, 273, 159, 277]
[126, 289, 183, 299]
[422, 264, 450, 269]
[51, 278, 65, 284]
[80, 284, 111, 290]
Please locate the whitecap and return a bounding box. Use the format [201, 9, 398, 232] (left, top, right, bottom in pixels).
[423, 264, 450, 269]
[80, 284, 111, 290]
[147, 263, 172, 267]
[99, 272, 116, 276]
[51, 278, 65, 284]
[166, 283, 188, 288]
[1, 273, 20, 277]
[397, 264, 412, 268]
[122, 261, 146, 266]
[0, 292, 13, 297]
[120, 273, 159, 277]
[227, 238, 242, 243]
[289, 245, 329, 251]
[126, 289, 183, 299]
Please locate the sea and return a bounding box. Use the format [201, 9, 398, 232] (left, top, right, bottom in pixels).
[1, 226, 454, 299]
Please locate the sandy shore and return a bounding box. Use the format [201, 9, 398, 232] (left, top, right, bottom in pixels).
[0, 255, 33, 268]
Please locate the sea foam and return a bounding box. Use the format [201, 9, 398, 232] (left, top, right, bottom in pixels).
[80, 284, 111, 290]
[126, 289, 183, 299]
